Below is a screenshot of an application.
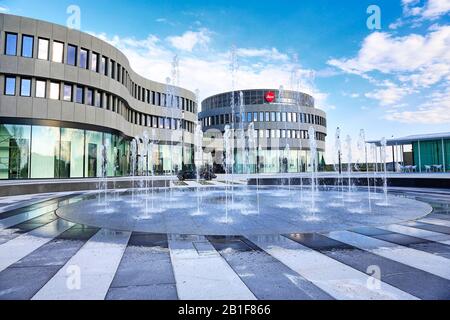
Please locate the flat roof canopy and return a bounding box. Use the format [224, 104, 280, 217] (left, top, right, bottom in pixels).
[367, 132, 450, 146]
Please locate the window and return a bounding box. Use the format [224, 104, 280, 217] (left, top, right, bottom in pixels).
[271, 112, 276, 122]
[265, 112, 270, 122]
[5, 33, 18, 56]
[287, 113, 292, 122]
[95, 91, 101, 107]
[37, 38, 49, 60]
[75, 86, 84, 104]
[52, 41, 64, 63]
[259, 112, 264, 122]
[86, 88, 93, 105]
[103, 93, 109, 109]
[21, 35, 34, 58]
[67, 45, 77, 66]
[35, 80, 46, 98]
[117, 63, 121, 82]
[63, 84, 72, 101]
[110, 60, 115, 79]
[49, 82, 60, 100]
[80, 49, 88, 69]
[5, 76, 16, 95]
[276, 112, 281, 122]
[101, 56, 107, 75]
[247, 112, 252, 122]
[20, 78, 31, 97]
[282, 112, 287, 122]
[91, 52, 99, 72]
[253, 112, 258, 122]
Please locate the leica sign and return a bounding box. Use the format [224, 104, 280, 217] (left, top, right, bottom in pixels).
[265, 91, 276, 103]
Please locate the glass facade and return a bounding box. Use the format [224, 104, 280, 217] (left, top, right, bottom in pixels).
[229, 149, 324, 174]
[0, 124, 194, 179]
[413, 140, 450, 172]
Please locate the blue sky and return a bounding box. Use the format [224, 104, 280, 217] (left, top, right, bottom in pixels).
[1, 0, 449, 161]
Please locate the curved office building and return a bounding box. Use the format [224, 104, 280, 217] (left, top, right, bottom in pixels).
[200, 89, 327, 173]
[0, 13, 198, 179]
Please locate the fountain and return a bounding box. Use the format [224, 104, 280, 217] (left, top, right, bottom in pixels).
[194, 123, 204, 216]
[307, 126, 319, 217]
[247, 122, 259, 214]
[238, 91, 246, 175]
[223, 125, 233, 223]
[130, 137, 138, 204]
[334, 127, 344, 196]
[284, 144, 291, 192]
[57, 121, 431, 237]
[380, 137, 389, 206]
[345, 134, 352, 193]
[141, 130, 150, 217]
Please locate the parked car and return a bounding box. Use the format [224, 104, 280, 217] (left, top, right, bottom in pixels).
[177, 166, 217, 181]
[177, 170, 196, 181]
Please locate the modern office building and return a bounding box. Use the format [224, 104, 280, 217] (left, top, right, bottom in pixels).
[0, 13, 198, 180]
[199, 89, 327, 173]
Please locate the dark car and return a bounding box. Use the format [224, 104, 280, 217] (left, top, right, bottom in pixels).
[177, 170, 197, 181]
[177, 166, 217, 181]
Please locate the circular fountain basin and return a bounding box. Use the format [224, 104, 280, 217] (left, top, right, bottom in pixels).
[57, 186, 432, 235]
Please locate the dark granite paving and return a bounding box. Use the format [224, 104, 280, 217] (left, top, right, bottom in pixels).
[0, 201, 59, 220]
[0, 188, 449, 300]
[284, 233, 450, 300]
[0, 224, 99, 300]
[353, 226, 450, 259]
[207, 235, 334, 300]
[0, 212, 61, 246]
[106, 233, 178, 300]
[429, 213, 450, 221]
[401, 221, 450, 235]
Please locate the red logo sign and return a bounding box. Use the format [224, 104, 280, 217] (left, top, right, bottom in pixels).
[265, 91, 275, 103]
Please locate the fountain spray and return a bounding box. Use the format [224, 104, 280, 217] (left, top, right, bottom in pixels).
[380, 137, 388, 205]
[195, 123, 203, 216]
[308, 126, 318, 215]
[345, 135, 352, 194]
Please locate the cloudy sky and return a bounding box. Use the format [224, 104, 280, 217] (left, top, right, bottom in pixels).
[1, 0, 449, 160]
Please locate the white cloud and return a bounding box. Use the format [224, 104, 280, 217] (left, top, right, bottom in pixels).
[89, 31, 331, 112]
[0, 6, 9, 12]
[401, 0, 450, 19]
[365, 85, 412, 106]
[236, 48, 289, 61]
[328, 22, 450, 121]
[328, 26, 450, 79]
[342, 92, 360, 98]
[414, 0, 450, 19]
[385, 87, 450, 123]
[166, 29, 211, 52]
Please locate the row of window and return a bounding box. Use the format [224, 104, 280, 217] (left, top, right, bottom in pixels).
[244, 129, 326, 142]
[201, 111, 326, 127]
[202, 90, 315, 110]
[2, 75, 195, 133]
[3, 32, 197, 113]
